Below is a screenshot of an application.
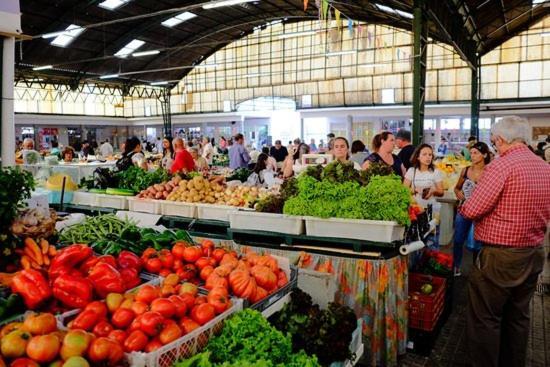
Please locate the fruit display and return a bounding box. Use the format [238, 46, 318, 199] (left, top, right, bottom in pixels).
[435, 156, 471, 190]
[0, 312, 117, 367]
[140, 240, 289, 304]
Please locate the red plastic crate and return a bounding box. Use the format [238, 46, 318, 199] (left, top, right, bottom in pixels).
[408, 273, 446, 331]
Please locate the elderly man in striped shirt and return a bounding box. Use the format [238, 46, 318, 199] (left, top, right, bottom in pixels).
[460, 116, 550, 367]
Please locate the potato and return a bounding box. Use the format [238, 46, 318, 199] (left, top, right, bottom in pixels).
[179, 180, 188, 187]
[187, 181, 195, 190]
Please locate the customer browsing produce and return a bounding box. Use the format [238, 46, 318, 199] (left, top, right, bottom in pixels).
[116, 137, 147, 171]
[403, 144, 444, 209]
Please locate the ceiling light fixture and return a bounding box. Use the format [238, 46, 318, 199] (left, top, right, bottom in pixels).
[132, 50, 160, 57]
[44, 24, 84, 49]
[278, 30, 316, 39]
[326, 50, 357, 57]
[98, 0, 131, 11]
[203, 0, 256, 10]
[151, 81, 169, 86]
[99, 74, 119, 79]
[161, 12, 197, 27]
[32, 65, 53, 71]
[115, 39, 145, 58]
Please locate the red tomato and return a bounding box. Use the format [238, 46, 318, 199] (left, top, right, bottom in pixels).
[135, 285, 161, 304]
[141, 248, 157, 260]
[211, 248, 226, 263]
[200, 266, 214, 281]
[139, 311, 165, 337]
[144, 257, 162, 273]
[159, 249, 175, 269]
[128, 315, 143, 332]
[131, 301, 149, 316]
[144, 338, 163, 352]
[26, 334, 60, 363]
[194, 295, 208, 305]
[179, 293, 196, 310]
[173, 259, 184, 271]
[88, 337, 124, 366]
[150, 298, 176, 319]
[171, 243, 186, 261]
[107, 329, 127, 345]
[207, 294, 229, 314]
[159, 269, 172, 277]
[159, 320, 183, 345]
[190, 303, 215, 326]
[183, 247, 202, 263]
[168, 295, 188, 318]
[93, 320, 114, 337]
[195, 257, 211, 270]
[111, 308, 135, 329]
[84, 301, 108, 319]
[9, 358, 40, 367]
[71, 309, 101, 331]
[123, 330, 149, 352]
[179, 318, 200, 335]
[200, 239, 215, 256]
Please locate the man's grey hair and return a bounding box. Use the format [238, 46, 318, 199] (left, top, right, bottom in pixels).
[23, 138, 34, 148]
[173, 137, 184, 147]
[491, 116, 530, 144]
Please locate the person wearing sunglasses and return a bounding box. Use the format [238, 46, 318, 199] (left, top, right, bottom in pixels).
[459, 116, 550, 367]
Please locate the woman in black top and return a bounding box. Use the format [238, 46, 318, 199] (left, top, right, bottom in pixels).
[362, 131, 406, 179]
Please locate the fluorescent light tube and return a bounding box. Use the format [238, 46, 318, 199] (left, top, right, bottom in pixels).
[161, 12, 197, 27]
[100, 74, 119, 79]
[326, 50, 357, 57]
[132, 50, 160, 57]
[278, 30, 316, 39]
[203, 0, 256, 10]
[151, 81, 169, 86]
[32, 65, 53, 71]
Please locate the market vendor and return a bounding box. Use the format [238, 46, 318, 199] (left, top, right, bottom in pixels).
[190, 147, 209, 171]
[62, 146, 76, 162]
[116, 137, 148, 171]
[333, 137, 361, 170]
[362, 131, 406, 178]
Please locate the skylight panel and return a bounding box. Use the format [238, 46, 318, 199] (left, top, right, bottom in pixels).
[99, 0, 131, 11]
[50, 24, 85, 48]
[161, 12, 197, 27]
[115, 39, 145, 58]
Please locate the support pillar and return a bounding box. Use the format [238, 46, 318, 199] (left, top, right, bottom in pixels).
[346, 115, 353, 144]
[1, 37, 15, 166]
[470, 57, 480, 139]
[159, 89, 172, 138]
[300, 118, 304, 142]
[412, 0, 427, 146]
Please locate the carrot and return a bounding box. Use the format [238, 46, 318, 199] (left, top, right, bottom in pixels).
[48, 245, 57, 257]
[40, 239, 49, 255]
[21, 256, 32, 270]
[29, 260, 41, 270]
[24, 238, 43, 266]
[24, 245, 43, 266]
[43, 255, 50, 267]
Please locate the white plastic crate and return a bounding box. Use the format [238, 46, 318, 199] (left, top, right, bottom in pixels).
[305, 216, 405, 242]
[95, 194, 129, 210]
[195, 203, 236, 222]
[127, 197, 163, 214]
[229, 210, 304, 235]
[160, 201, 197, 218]
[126, 299, 243, 367]
[72, 191, 98, 206]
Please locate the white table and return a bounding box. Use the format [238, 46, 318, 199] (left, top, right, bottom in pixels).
[22, 161, 116, 183]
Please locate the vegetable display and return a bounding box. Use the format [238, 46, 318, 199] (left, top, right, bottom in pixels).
[270, 288, 358, 366]
[15, 238, 57, 271]
[226, 168, 252, 182]
[174, 309, 320, 367]
[117, 166, 171, 194]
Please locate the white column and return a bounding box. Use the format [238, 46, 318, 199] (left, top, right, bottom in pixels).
[346, 115, 353, 143]
[1, 37, 15, 166]
[435, 117, 441, 149]
[300, 118, 304, 142]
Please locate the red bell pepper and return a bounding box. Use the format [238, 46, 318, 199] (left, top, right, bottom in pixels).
[88, 262, 124, 298]
[119, 267, 141, 290]
[79, 255, 117, 275]
[11, 269, 52, 309]
[49, 244, 93, 279]
[117, 251, 142, 271]
[53, 273, 93, 309]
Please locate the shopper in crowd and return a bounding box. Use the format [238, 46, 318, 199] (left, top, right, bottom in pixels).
[309, 138, 318, 152]
[403, 144, 444, 207]
[452, 142, 491, 277]
[534, 141, 546, 160]
[218, 136, 228, 154]
[460, 116, 550, 367]
[81, 141, 95, 157]
[50, 141, 61, 158]
[19, 138, 41, 164]
[460, 136, 477, 161]
[161, 137, 174, 171]
[155, 137, 163, 154]
[248, 153, 269, 185]
[99, 139, 114, 158]
[262, 147, 277, 171]
[228, 133, 251, 169]
[248, 144, 261, 168]
[282, 142, 310, 179]
[201, 137, 215, 165]
[350, 140, 369, 167]
[436, 136, 449, 157]
[190, 147, 209, 171]
[395, 129, 415, 170]
[332, 137, 361, 169]
[171, 137, 195, 174]
[270, 140, 288, 162]
[62, 146, 75, 163]
[362, 131, 406, 178]
[116, 137, 147, 171]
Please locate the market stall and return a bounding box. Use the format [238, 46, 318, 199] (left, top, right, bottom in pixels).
[21, 161, 116, 184]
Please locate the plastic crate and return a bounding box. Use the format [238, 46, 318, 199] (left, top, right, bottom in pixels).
[305, 216, 405, 242]
[160, 201, 197, 218]
[72, 191, 98, 206]
[408, 273, 446, 331]
[229, 210, 305, 235]
[126, 299, 243, 367]
[195, 203, 236, 222]
[127, 197, 163, 214]
[95, 194, 129, 210]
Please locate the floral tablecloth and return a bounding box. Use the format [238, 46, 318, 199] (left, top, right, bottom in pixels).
[203, 238, 408, 367]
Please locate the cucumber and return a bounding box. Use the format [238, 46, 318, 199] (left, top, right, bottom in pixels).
[106, 188, 135, 196]
[89, 188, 107, 194]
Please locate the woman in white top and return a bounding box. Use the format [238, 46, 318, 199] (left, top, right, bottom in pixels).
[333, 137, 362, 170]
[161, 137, 174, 171]
[403, 144, 444, 208]
[201, 137, 215, 165]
